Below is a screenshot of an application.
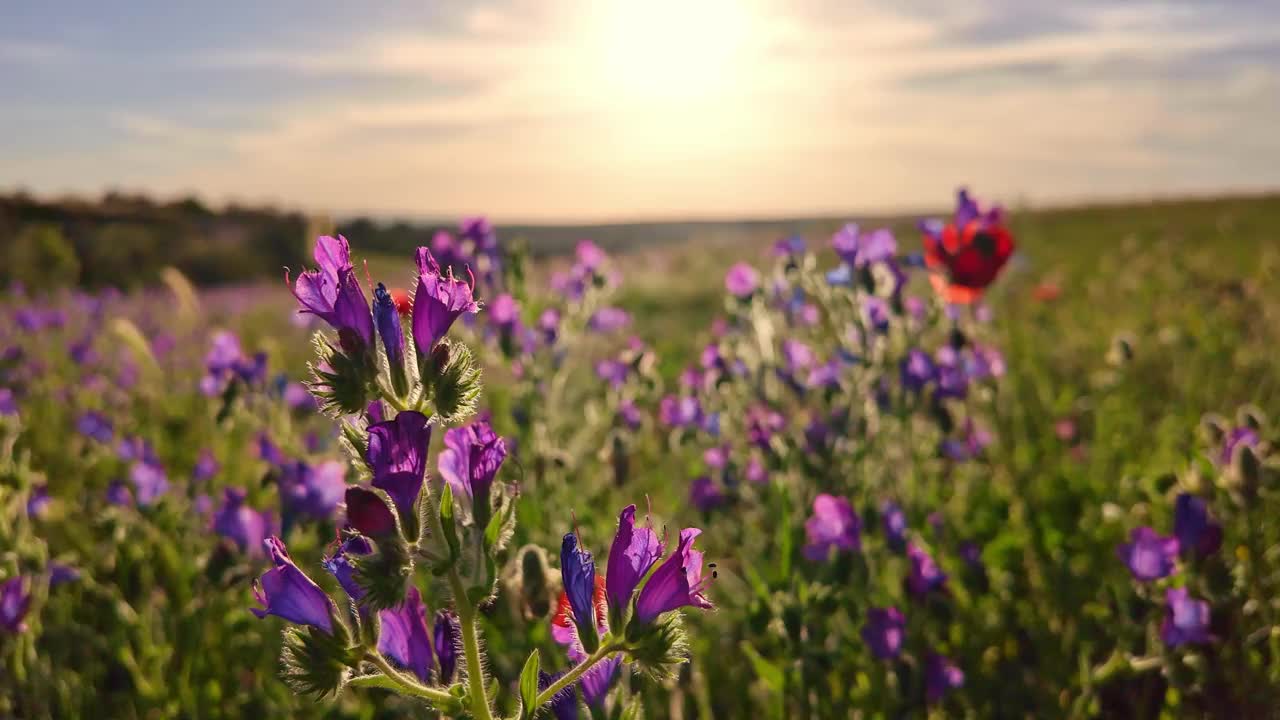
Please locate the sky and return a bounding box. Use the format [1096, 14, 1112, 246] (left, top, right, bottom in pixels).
[2, 1, 1279, 222]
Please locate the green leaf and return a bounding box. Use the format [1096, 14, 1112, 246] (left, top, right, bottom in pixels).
[439, 483, 460, 562]
[740, 642, 784, 695]
[518, 649, 541, 719]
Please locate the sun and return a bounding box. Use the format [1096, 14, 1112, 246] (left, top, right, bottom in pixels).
[587, 0, 760, 107]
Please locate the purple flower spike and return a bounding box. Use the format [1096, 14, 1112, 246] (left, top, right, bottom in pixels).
[1117, 527, 1179, 582]
[605, 505, 663, 617]
[434, 611, 459, 683]
[832, 224, 897, 268]
[861, 607, 905, 660]
[804, 494, 861, 561]
[212, 488, 275, 556]
[1, 576, 32, 633]
[925, 653, 965, 704]
[560, 533, 600, 645]
[411, 248, 480, 353]
[1161, 587, 1213, 647]
[1173, 493, 1223, 558]
[725, 263, 760, 298]
[378, 586, 435, 684]
[907, 542, 948, 596]
[635, 528, 713, 624]
[251, 537, 336, 635]
[344, 487, 398, 538]
[365, 411, 431, 520]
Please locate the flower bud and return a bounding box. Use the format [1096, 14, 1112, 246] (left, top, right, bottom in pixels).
[308, 335, 373, 416]
[622, 613, 690, 680]
[352, 536, 414, 613]
[373, 283, 409, 399]
[279, 625, 360, 699]
[428, 339, 482, 425]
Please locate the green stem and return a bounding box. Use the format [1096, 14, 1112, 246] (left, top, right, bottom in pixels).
[363, 651, 456, 705]
[533, 643, 620, 708]
[448, 571, 495, 720]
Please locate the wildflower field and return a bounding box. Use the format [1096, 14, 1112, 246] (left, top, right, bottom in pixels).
[2, 191, 1279, 719]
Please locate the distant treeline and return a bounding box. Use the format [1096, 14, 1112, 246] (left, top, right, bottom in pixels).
[0, 192, 312, 290]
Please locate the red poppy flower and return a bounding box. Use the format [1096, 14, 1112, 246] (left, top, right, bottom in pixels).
[1032, 282, 1061, 302]
[389, 287, 413, 316]
[921, 190, 1015, 304]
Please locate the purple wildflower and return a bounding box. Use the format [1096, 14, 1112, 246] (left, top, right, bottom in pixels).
[901, 349, 936, 392]
[861, 607, 905, 660]
[539, 308, 561, 345]
[344, 486, 398, 538]
[690, 476, 726, 512]
[372, 283, 407, 371]
[605, 505, 663, 617]
[213, 488, 275, 556]
[1221, 426, 1260, 465]
[437, 419, 506, 502]
[129, 460, 169, 506]
[365, 411, 431, 520]
[411, 248, 480, 352]
[1173, 493, 1223, 558]
[634, 528, 713, 624]
[75, 409, 113, 443]
[193, 449, 220, 482]
[434, 611, 459, 683]
[322, 535, 373, 602]
[378, 586, 435, 683]
[588, 307, 631, 333]
[725, 263, 760, 298]
[279, 460, 346, 524]
[782, 339, 816, 372]
[804, 494, 861, 561]
[881, 501, 907, 553]
[27, 484, 49, 519]
[560, 532, 600, 648]
[746, 405, 785, 451]
[251, 537, 337, 634]
[489, 293, 520, 330]
[0, 576, 32, 633]
[617, 399, 643, 430]
[106, 480, 133, 506]
[0, 388, 15, 416]
[832, 224, 896, 268]
[1161, 587, 1213, 647]
[1117, 527, 1179, 582]
[745, 456, 768, 484]
[288, 236, 374, 352]
[863, 296, 891, 333]
[907, 542, 948, 596]
[595, 359, 630, 389]
[925, 653, 965, 704]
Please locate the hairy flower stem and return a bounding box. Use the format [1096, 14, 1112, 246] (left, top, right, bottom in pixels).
[363, 651, 455, 705]
[449, 570, 494, 720]
[534, 642, 621, 709]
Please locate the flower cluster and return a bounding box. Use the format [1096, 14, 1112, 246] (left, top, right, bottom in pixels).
[250, 232, 713, 717]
